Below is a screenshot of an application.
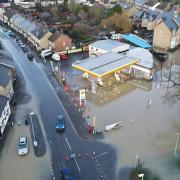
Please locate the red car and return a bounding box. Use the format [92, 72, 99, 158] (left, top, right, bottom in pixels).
[60, 54, 68, 60]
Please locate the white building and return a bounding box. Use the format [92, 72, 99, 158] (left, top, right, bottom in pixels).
[88, 40, 154, 80]
[89, 39, 130, 57]
[0, 95, 11, 137]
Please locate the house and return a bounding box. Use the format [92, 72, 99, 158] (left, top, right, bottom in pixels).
[89, 40, 130, 57]
[48, 32, 72, 52]
[13, 0, 64, 8]
[133, 10, 160, 31]
[9, 13, 52, 50]
[153, 11, 180, 50]
[0, 95, 11, 137]
[0, 64, 14, 99]
[30, 28, 52, 51]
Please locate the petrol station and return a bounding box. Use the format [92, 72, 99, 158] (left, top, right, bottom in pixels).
[72, 51, 139, 88]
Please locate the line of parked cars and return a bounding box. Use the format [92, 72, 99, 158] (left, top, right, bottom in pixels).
[16, 36, 33, 60]
[40, 48, 68, 61]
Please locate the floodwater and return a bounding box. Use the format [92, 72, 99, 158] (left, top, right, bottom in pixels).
[0, 103, 51, 180]
[69, 50, 180, 179]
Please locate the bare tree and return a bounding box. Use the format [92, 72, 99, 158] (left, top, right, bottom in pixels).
[163, 65, 180, 104]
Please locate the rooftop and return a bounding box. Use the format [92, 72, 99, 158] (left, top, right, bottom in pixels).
[0, 95, 9, 115]
[90, 40, 128, 51]
[72, 52, 139, 78]
[0, 64, 11, 87]
[127, 47, 154, 68]
[122, 34, 152, 49]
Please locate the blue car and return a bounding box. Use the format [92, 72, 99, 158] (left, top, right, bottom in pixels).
[60, 168, 76, 180]
[56, 115, 65, 132]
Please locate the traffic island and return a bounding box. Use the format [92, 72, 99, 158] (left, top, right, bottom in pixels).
[27, 112, 46, 157]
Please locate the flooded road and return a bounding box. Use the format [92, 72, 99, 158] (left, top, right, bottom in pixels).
[68, 50, 180, 179]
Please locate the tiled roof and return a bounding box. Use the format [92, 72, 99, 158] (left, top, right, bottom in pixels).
[0, 64, 10, 87]
[157, 11, 180, 30]
[49, 32, 61, 42]
[31, 28, 48, 39]
[3, 11, 13, 18]
[0, 95, 9, 115]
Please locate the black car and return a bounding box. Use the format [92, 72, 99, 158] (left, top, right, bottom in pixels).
[22, 47, 28, 53]
[27, 53, 33, 60]
[56, 115, 65, 132]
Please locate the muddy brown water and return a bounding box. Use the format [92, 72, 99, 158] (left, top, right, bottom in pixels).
[69, 50, 180, 179]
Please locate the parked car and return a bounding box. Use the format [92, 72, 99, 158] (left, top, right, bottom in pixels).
[60, 54, 68, 61]
[7, 31, 16, 38]
[22, 47, 28, 53]
[60, 168, 76, 180]
[18, 136, 29, 155]
[51, 53, 60, 61]
[40, 48, 52, 58]
[27, 52, 33, 60]
[56, 115, 65, 132]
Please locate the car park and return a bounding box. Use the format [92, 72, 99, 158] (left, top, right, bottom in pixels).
[56, 115, 65, 132]
[18, 136, 29, 155]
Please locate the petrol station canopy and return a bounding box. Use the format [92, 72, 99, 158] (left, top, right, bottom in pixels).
[72, 52, 139, 78]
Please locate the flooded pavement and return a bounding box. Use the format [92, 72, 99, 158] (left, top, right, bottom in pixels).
[0, 102, 51, 180]
[62, 49, 180, 179]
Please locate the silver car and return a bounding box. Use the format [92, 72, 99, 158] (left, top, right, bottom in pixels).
[18, 136, 29, 155]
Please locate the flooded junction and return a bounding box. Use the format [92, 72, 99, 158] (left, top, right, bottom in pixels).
[59, 49, 180, 179]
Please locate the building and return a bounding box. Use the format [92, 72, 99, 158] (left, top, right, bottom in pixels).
[9, 13, 52, 51]
[31, 28, 52, 51]
[153, 11, 180, 51]
[0, 64, 14, 99]
[84, 40, 154, 80]
[89, 40, 130, 57]
[0, 95, 11, 137]
[48, 32, 72, 52]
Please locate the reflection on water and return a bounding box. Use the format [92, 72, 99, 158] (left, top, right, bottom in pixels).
[70, 49, 180, 179]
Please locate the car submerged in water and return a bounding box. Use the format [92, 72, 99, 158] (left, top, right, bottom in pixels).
[18, 136, 29, 155]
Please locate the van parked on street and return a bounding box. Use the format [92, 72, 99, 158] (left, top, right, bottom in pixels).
[40, 48, 52, 58]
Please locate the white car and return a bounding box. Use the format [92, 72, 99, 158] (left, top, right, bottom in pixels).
[51, 53, 60, 61]
[18, 136, 29, 155]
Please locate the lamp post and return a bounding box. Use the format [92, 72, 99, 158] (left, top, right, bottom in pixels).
[174, 132, 180, 157]
[138, 173, 144, 180]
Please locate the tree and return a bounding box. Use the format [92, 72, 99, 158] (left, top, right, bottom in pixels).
[100, 12, 132, 33]
[72, 23, 89, 40]
[163, 65, 180, 104]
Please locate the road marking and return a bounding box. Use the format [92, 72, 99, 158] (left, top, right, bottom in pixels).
[74, 158, 81, 172]
[65, 137, 72, 151]
[94, 152, 108, 159]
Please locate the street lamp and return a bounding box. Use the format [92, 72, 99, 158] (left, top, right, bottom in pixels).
[174, 132, 180, 157]
[138, 173, 144, 180]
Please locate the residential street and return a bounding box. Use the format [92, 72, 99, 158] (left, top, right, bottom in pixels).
[0, 28, 116, 180]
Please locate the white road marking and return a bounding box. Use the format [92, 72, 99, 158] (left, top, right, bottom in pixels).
[65, 137, 72, 151]
[74, 158, 81, 172]
[94, 152, 108, 159]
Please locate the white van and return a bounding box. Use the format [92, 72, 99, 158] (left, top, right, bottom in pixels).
[40, 48, 52, 58]
[111, 33, 122, 40]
